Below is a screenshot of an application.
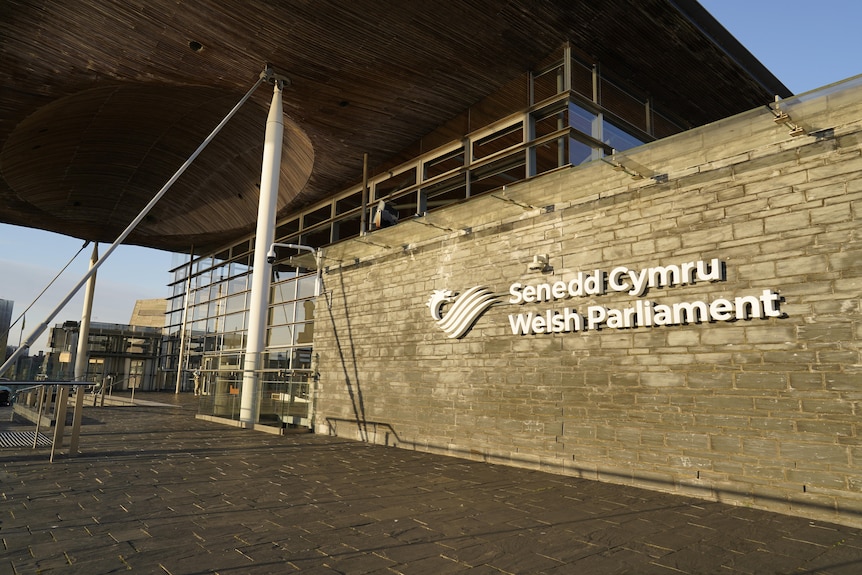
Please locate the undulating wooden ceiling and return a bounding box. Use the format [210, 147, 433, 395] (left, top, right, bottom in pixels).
[0, 0, 788, 253]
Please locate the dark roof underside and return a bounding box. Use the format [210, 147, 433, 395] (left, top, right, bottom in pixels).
[0, 0, 788, 253]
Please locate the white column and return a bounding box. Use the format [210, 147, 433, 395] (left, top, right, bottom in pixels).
[175, 247, 194, 393]
[74, 243, 98, 381]
[240, 81, 284, 426]
[63, 243, 98, 457]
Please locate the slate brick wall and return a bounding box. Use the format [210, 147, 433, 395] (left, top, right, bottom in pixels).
[313, 82, 862, 526]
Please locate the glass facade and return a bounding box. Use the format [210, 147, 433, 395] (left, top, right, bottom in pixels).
[164, 44, 682, 428]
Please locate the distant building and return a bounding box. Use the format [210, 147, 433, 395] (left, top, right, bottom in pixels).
[130, 298, 168, 329]
[42, 299, 167, 389]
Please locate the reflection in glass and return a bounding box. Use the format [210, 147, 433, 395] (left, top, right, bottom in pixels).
[268, 324, 297, 347]
[223, 311, 246, 332]
[270, 302, 295, 325]
[569, 102, 597, 136]
[602, 120, 644, 152]
[296, 299, 315, 323]
[297, 276, 316, 300]
[569, 138, 594, 165]
[271, 279, 297, 304]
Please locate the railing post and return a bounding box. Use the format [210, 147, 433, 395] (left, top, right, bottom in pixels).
[68, 386, 85, 456]
[50, 385, 69, 462]
[32, 386, 45, 449]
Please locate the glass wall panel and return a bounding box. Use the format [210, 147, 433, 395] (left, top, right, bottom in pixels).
[225, 293, 246, 314]
[270, 301, 296, 325]
[230, 239, 250, 257]
[192, 303, 207, 321]
[602, 119, 644, 152]
[534, 137, 565, 174]
[222, 332, 245, 350]
[423, 174, 467, 212]
[213, 249, 230, 265]
[600, 78, 647, 132]
[296, 299, 315, 323]
[194, 258, 212, 275]
[332, 211, 362, 242]
[570, 59, 593, 100]
[374, 167, 417, 201]
[569, 102, 598, 136]
[569, 137, 595, 165]
[204, 335, 219, 352]
[297, 276, 317, 300]
[272, 279, 297, 305]
[300, 226, 332, 249]
[534, 109, 565, 139]
[303, 205, 331, 228]
[336, 189, 363, 214]
[532, 64, 564, 104]
[295, 322, 314, 344]
[292, 347, 314, 370]
[167, 309, 181, 328]
[470, 155, 526, 196]
[653, 110, 684, 138]
[268, 324, 297, 347]
[390, 193, 420, 219]
[425, 147, 464, 179]
[226, 260, 246, 278]
[169, 296, 184, 311]
[228, 275, 248, 295]
[473, 122, 523, 160]
[223, 311, 246, 332]
[275, 218, 300, 241]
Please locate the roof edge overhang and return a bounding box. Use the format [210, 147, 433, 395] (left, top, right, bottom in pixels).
[670, 0, 792, 97]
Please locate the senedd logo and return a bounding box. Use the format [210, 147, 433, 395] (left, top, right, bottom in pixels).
[427, 287, 501, 339]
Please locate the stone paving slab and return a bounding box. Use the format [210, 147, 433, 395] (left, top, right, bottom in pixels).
[1, 394, 862, 574]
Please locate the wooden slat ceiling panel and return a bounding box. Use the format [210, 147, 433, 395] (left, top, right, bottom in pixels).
[0, 0, 788, 252]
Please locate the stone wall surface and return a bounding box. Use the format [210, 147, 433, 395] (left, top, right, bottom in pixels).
[313, 78, 862, 527]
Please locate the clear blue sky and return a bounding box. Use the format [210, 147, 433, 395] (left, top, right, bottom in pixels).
[1, 1, 859, 354]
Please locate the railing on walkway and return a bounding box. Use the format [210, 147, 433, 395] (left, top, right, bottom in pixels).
[89, 375, 134, 406]
[10, 381, 93, 462]
[195, 368, 314, 432]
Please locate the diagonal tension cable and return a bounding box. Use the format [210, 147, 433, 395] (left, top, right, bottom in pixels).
[0, 240, 91, 344]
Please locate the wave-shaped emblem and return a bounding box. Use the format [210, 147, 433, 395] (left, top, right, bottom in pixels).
[427, 286, 501, 338]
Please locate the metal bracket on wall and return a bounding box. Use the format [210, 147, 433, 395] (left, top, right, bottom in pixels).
[602, 153, 664, 182]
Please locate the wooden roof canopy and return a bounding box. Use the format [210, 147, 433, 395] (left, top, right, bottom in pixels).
[0, 0, 788, 253]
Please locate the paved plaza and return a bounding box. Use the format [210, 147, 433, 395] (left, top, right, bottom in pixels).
[2, 393, 861, 574]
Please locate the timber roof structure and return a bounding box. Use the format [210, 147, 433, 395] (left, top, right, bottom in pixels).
[0, 0, 789, 253]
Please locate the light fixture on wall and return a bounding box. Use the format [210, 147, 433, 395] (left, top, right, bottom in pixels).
[527, 254, 551, 273]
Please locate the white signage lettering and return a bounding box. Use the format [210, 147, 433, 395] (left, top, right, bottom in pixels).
[507, 290, 783, 335]
[431, 257, 784, 338]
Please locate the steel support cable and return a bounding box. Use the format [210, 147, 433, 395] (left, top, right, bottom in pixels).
[0, 240, 90, 344]
[0, 70, 268, 377]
